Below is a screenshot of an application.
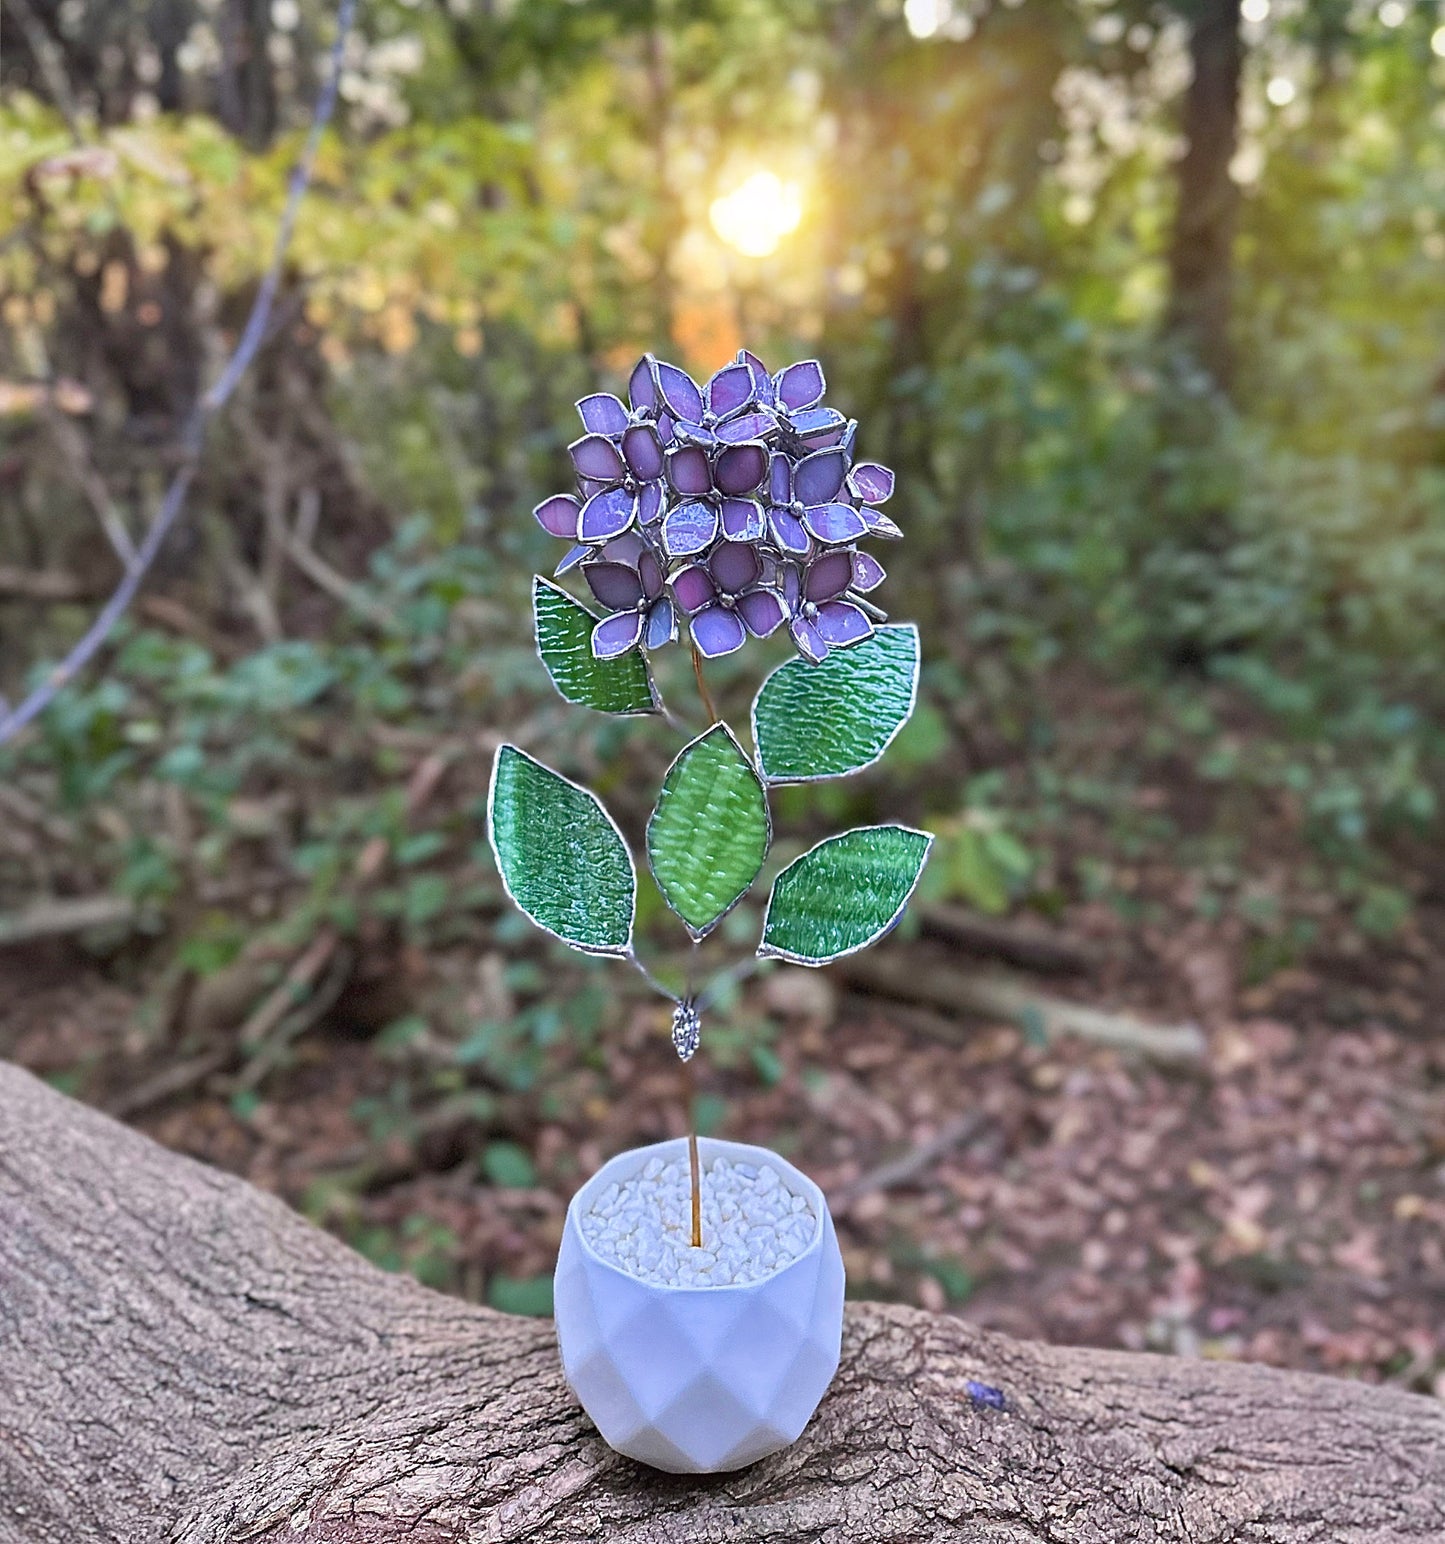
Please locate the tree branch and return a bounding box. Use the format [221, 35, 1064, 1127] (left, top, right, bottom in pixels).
[0, 1060, 1441, 1543]
[0, 0, 358, 749]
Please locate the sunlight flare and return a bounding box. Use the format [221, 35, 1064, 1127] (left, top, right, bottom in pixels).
[709, 171, 803, 258]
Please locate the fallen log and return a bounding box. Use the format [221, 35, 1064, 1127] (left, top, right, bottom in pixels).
[918, 903, 1103, 975]
[1, 1061, 1440, 1543]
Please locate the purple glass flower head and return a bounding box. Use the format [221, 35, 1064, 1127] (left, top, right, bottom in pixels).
[533, 350, 899, 664]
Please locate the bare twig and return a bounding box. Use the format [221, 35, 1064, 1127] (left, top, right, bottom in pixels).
[0, 0, 358, 748]
[831, 1110, 989, 1213]
[43, 408, 138, 567]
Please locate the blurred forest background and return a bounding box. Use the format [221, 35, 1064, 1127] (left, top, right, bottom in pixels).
[0, 0, 1442, 1392]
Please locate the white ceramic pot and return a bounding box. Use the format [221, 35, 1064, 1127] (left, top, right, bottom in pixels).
[553, 1135, 845, 1474]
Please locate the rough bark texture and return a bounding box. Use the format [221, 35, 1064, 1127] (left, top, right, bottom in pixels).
[1, 1062, 1442, 1544]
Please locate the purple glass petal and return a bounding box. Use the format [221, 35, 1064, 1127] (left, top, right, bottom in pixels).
[664, 444, 712, 497]
[569, 433, 627, 483]
[849, 461, 895, 503]
[578, 477, 609, 499]
[802, 502, 869, 546]
[782, 562, 801, 610]
[714, 441, 768, 496]
[661, 499, 720, 559]
[792, 447, 848, 505]
[656, 411, 676, 444]
[578, 486, 637, 543]
[768, 451, 792, 504]
[776, 359, 826, 411]
[628, 355, 658, 414]
[554, 543, 590, 575]
[584, 561, 645, 611]
[706, 361, 755, 418]
[814, 600, 874, 648]
[803, 550, 853, 602]
[720, 497, 766, 541]
[637, 481, 664, 526]
[710, 540, 763, 595]
[715, 412, 776, 444]
[639, 548, 664, 600]
[738, 587, 788, 638]
[592, 610, 645, 660]
[601, 531, 645, 565]
[622, 423, 665, 481]
[533, 493, 580, 539]
[690, 605, 747, 659]
[671, 563, 717, 614]
[576, 393, 629, 436]
[673, 420, 717, 448]
[768, 504, 811, 556]
[851, 551, 887, 592]
[645, 595, 677, 650]
[789, 406, 846, 447]
[655, 359, 704, 423]
[861, 506, 904, 540]
[841, 418, 858, 460]
[790, 614, 828, 664]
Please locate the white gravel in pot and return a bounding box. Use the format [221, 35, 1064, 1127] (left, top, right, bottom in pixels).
[578, 1154, 817, 1287]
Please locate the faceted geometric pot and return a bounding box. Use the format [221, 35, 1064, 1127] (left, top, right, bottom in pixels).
[553, 1135, 846, 1474]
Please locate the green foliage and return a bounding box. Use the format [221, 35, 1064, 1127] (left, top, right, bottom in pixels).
[533, 578, 658, 716]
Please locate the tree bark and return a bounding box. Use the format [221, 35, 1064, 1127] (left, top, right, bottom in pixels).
[1164, 0, 1244, 391]
[1, 1061, 1442, 1544]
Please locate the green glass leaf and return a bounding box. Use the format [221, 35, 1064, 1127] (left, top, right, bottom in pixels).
[647, 722, 770, 939]
[533, 576, 658, 716]
[751, 623, 920, 782]
[487, 744, 634, 955]
[758, 824, 934, 966]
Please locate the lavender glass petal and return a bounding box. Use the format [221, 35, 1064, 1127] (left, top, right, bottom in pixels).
[533, 493, 580, 539]
[576, 393, 630, 436]
[569, 433, 627, 483]
[578, 487, 637, 544]
[690, 606, 747, 659]
[592, 610, 644, 659]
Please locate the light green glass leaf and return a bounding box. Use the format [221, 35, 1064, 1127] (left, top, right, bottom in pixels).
[487, 744, 634, 956]
[533, 576, 658, 716]
[751, 623, 920, 782]
[758, 824, 934, 966]
[647, 722, 771, 939]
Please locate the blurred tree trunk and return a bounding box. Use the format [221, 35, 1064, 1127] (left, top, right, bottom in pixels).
[217, 0, 277, 148]
[1164, 0, 1244, 393]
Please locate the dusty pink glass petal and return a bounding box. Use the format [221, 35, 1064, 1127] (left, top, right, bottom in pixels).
[577, 393, 630, 436]
[768, 451, 792, 505]
[814, 600, 874, 648]
[671, 563, 717, 614]
[789, 406, 846, 446]
[629, 355, 658, 413]
[569, 433, 627, 482]
[662, 499, 719, 559]
[578, 486, 637, 543]
[790, 615, 828, 664]
[802, 502, 869, 545]
[592, 610, 645, 659]
[690, 605, 746, 659]
[584, 561, 645, 611]
[554, 543, 590, 575]
[637, 481, 663, 526]
[664, 444, 712, 497]
[533, 493, 581, 539]
[776, 359, 825, 411]
[768, 505, 811, 556]
[720, 497, 766, 541]
[710, 540, 763, 595]
[738, 587, 788, 638]
[793, 448, 848, 506]
[621, 423, 664, 481]
[851, 551, 887, 592]
[861, 506, 904, 540]
[714, 442, 768, 496]
[849, 461, 895, 503]
[639, 548, 664, 600]
[602, 531, 645, 565]
[655, 360, 704, 423]
[645, 596, 677, 649]
[804, 550, 853, 602]
[578, 478, 608, 499]
[716, 412, 775, 444]
[706, 362, 754, 418]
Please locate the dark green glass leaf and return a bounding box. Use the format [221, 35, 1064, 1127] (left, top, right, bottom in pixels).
[758, 824, 933, 965]
[533, 576, 658, 715]
[487, 744, 634, 955]
[647, 722, 770, 938]
[751, 623, 919, 782]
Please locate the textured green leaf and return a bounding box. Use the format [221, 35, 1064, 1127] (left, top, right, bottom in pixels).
[533, 576, 658, 715]
[759, 824, 933, 965]
[751, 623, 920, 782]
[647, 722, 770, 938]
[487, 744, 634, 955]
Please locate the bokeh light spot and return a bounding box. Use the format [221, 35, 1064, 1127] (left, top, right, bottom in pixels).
[709, 172, 803, 258]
